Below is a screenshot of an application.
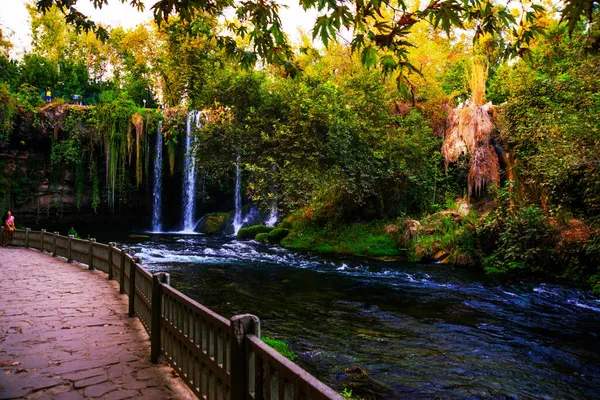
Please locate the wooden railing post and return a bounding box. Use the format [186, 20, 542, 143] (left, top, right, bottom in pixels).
[52, 232, 58, 257]
[230, 314, 261, 399]
[25, 228, 30, 248]
[41, 229, 46, 252]
[67, 235, 73, 262]
[128, 256, 139, 317]
[107, 242, 114, 280]
[120, 248, 129, 294]
[88, 238, 96, 270]
[0, 227, 4, 247]
[151, 272, 169, 363]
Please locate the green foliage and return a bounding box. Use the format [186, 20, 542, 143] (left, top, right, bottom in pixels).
[498, 23, 600, 218]
[478, 185, 552, 274]
[38, 0, 595, 79]
[262, 337, 299, 362]
[237, 225, 273, 240]
[340, 388, 360, 400]
[408, 210, 479, 265]
[68, 227, 80, 238]
[0, 84, 17, 143]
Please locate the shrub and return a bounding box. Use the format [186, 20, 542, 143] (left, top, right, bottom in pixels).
[478, 185, 553, 274]
[262, 338, 299, 361]
[237, 224, 273, 240]
[68, 227, 80, 238]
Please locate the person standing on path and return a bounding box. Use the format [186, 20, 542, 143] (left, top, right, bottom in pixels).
[3, 210, 15, 246]
[45, 86, 52, 103]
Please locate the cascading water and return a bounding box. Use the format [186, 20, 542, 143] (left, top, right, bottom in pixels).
[151, 122, 163, 232]
[265, 209, 278, 227]
[232, 155, 243, 235]
[182, 111, 206, 232]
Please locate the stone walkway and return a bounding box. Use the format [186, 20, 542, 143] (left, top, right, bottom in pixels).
[0, 248, 195, 400]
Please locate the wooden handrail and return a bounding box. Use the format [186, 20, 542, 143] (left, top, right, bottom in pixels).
[5, 229, 343, 400]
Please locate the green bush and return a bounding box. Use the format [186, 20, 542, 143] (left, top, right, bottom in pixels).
[478, 185, 553, 274]
[255, 233, 269, 243]
[262, 337, 299, 361]
[68, 227, 80, 238]
[237, 224, 273, 240]
[266, 228, 290, 243]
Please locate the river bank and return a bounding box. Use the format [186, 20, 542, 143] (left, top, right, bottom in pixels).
[235, 198, 600, 296]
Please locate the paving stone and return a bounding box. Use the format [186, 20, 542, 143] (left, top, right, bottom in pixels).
[53, 391, 85, 400]
[103, 389, 140, 400]
[0, 249, 195, 400]
[73, 374, 108, 389]
[83, 382, 117, 398]
[62, 367, 106, 382]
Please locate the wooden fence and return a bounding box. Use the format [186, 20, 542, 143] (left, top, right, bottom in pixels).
[1, 227, 343, 400]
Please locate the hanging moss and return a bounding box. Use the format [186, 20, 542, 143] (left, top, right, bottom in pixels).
[162, 107, 187, 176]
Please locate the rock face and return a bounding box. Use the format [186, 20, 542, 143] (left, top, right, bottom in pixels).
[1, 149, 148, 227]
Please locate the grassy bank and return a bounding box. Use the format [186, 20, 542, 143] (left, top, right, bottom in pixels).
[280, 224, 401, 258]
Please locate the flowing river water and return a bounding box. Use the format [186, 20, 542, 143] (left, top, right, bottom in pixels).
[111, 233, 599, 399]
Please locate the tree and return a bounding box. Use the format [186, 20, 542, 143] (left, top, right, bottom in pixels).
[35, 0, 599, 73]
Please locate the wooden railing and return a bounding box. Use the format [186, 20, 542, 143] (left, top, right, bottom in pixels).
[1, 228, 343, 400]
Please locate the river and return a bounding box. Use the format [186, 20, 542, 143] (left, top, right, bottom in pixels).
[112, 233, 599, 399]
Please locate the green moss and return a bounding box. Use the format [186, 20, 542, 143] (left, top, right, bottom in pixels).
[267, 228, 290, 243]
[255, 232, 270, 243]
[262, 337, 299, 362]
[205, 213, 229, 235]
[281, 223, 401, 257]
[238, 224, 273, 240]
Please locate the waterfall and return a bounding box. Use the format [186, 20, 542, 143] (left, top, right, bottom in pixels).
[232, 155, 243, 235]
[152, 122, 163, 232]
[181, 111, 204, 232]
[265, 209, 278, 227]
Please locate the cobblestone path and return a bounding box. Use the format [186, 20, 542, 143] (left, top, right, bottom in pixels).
[0, 248, 195, 400]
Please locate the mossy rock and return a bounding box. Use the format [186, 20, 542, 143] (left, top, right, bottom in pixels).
[204, 213, 229, 235]
[267, 228, 290, 243]
[592, 284, 600, 298]
[255, 233, 270, 243]
[238, 225, 273, 240]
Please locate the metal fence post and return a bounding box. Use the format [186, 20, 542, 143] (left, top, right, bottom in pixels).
[67, 235, 73, 262]
[230, 314, 261, 399]
[25, 228, 30, 248]
[107, 242, 114, 280]
[88, 238, 96, 270]
[151, 272, 169, 363]
[41, 229, 46, 252]
[120, 248, 129, 294]
[52, 232, 58, 256]
[128, 256, 139, 317]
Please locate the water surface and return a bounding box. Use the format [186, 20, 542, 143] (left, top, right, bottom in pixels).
[114, 234, 600, 399]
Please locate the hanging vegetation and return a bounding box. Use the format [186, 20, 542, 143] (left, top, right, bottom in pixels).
[132, 113, 144, 187]
[442, 57, 500, 199]
[161, 107, 187, 176]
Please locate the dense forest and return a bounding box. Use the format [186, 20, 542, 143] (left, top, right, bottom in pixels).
[0, 0, 599, 297]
